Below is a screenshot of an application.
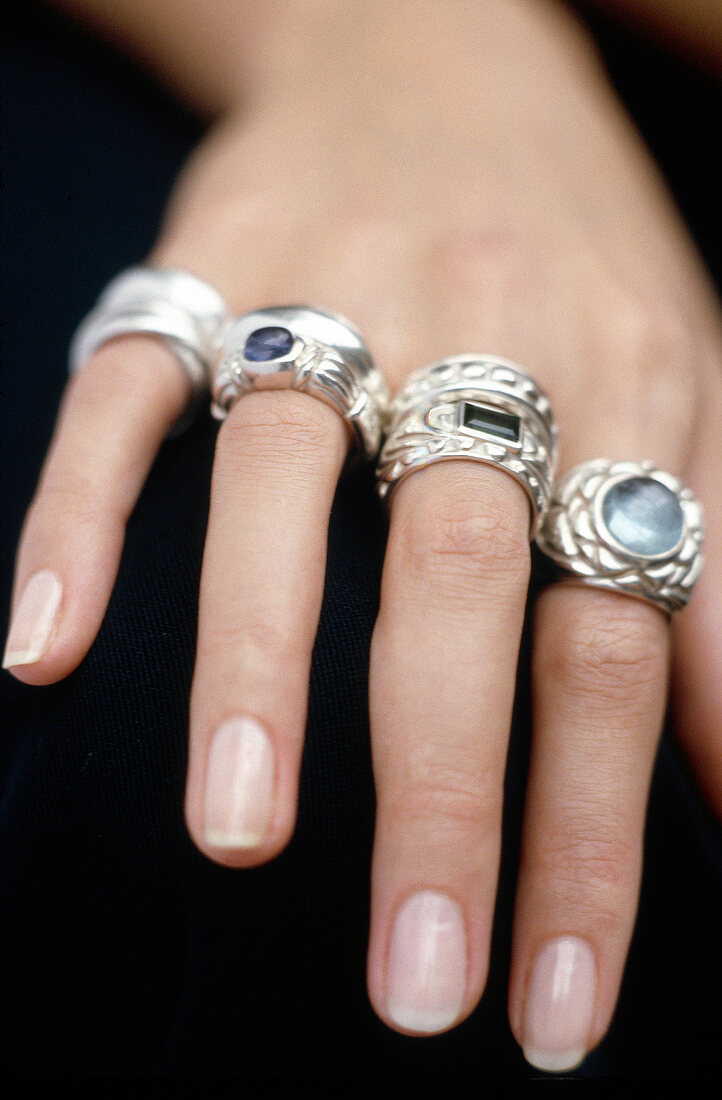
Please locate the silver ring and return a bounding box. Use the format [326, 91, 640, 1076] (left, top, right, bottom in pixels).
[535, 459, 704, 614]
[211, 306, 389, 460]
[376, 355, 558, 536]
[69, 266, 231, 431]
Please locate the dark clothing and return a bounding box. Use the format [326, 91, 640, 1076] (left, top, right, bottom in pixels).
[1, 2, 721, 1077]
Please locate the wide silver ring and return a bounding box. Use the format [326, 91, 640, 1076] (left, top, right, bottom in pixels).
[535, 459, 704, 614]
[376, 355, 558, 536]
[212, 306, 389, 460]
[69, 266, 231, 431]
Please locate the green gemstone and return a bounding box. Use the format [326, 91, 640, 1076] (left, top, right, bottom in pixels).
[461, 401, 520, 444]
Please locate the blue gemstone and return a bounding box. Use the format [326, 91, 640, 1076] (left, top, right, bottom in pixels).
[601, 476, 684, 556]
[244, 326, 294, 362]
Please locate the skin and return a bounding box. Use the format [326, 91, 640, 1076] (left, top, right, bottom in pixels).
[5, 0, 722, 1068]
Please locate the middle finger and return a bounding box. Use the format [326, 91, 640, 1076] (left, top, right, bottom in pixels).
[367, 459, 532, 1033]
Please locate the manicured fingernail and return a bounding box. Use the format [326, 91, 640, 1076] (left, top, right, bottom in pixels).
[3, 570, 63, 668]
[204, 717, 274, 849]
[386, 890, 467, 1033]
[522, 936, 596, 1073]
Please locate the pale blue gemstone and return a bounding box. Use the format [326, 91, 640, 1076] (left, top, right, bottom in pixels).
[601, 476, 683, 556]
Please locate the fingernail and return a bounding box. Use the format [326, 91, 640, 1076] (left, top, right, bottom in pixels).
[386, 890, 467, 1033]
[3, 570, 63, 668]
[522, 936, 596, 1073]
[204, 717, 275, 849]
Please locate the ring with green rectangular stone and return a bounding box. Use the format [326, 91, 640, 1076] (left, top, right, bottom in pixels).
[376, 355, 558, 536]
[535, 459, 704, 614]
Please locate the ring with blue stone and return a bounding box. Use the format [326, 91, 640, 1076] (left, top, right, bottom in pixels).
[211, 306, 389, 460]
[535, 459, 704, 614]
[376, 355, 558, 536]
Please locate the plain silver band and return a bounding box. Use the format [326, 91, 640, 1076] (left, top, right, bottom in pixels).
[535, 459, 705, 614]
[69, 266, 231, 428]
[212, 306, 389, 460]
[376, 355, 558, 536]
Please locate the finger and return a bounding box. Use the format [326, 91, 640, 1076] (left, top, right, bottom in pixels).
[508, 588, 669, 1072]
[184, 389, 347, 866]
[671, 381, 722, 817]
[3, 336, 189, 684]
[366, 461, 531, 1033]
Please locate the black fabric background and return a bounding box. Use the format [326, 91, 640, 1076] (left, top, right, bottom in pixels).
[1, 1, 721, 1079]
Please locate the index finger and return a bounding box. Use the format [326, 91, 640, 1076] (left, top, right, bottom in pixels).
[3, 336, 188, 682]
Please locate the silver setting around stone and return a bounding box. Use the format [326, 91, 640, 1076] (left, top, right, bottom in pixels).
[376, 355, 558, 536]
[536, 459, 704, 614]
[212, 306, 389, 460]
[69, 266, 231, 433]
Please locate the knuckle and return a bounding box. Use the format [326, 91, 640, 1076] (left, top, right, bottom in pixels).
[218, 392, 334, 465]
[203, 608, 307, 671]
[431, 226, 539, 298]
[339, 212, 406, 260]
[395, 480, 530, 587]
[532, 813, 641, 928]
[32, 478, 126, 531]
[605, 294, 685, 361]
[545, 604, 666, 703]
[602, 292, 699, 438]
[644, 305, 691, 365]
[391, 751, 502, 839]
[165, 178, 285, 244]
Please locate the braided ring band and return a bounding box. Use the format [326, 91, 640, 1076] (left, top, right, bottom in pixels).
[376, 355, 558, 536]
[535, 459, 704, 614]
[212, 306, 389, 460]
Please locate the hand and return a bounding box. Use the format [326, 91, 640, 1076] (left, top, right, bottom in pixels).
[5, 0, 721, 1071]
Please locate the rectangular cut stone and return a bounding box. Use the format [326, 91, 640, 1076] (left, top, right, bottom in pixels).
[460, 401, 521, 444]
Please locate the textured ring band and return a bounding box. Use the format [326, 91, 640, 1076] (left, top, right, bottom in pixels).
[69, 266, 231, 430]
[535, 459, 704, 614]
[376, 355, 558, 535]
[211, 306, 390, 460]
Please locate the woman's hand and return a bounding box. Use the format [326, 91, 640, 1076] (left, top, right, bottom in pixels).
[5, 0, 721, 1071]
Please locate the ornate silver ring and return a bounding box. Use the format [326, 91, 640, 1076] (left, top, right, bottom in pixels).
[69, 266, 231, 431]
[376, 355, 558, 535]
[535, 459, 704, 614]
[212, 306, 389, 460]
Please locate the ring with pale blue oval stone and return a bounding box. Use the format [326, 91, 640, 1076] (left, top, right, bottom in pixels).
[535, 459, 704, 615]
[211, 306, 390, 460]
[69, 266, 232, 434]
[376, 355, 558, 537]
